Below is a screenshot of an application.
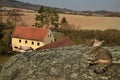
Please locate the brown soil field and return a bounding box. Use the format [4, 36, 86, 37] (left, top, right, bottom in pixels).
[4, 13, 120, 30]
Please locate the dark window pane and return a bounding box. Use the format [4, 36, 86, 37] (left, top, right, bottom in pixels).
[25, 40, 27, 43]
[19, 40, 21, 43]
[37, 42, 40, 46]
[32, 42, 34, 45]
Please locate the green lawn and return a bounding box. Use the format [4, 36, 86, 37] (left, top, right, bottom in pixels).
[0, 55, 12, 64]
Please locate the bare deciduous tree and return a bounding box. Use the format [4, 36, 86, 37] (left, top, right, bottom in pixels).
[7, 9, 23, 27]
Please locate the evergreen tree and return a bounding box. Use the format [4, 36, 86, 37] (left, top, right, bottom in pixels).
[60, 17, 68, 29]
[61, 17, 68, 25]
[50, 10, 59, 28]
[34, 6, 59, 28]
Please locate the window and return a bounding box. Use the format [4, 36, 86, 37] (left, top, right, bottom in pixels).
[14, 46, 18, 49]
[25, 40, 27, 43]
[19, 40, 21, 43]
[37, 42, 40, 46]
[49, 34, 51, 37]
[32, 42, 34, 45]
[48, 34, 51, 38]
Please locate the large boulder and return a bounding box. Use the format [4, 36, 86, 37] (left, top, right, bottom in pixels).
[0, 45, 120, 80]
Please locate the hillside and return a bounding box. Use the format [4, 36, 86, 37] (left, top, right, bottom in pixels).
[0, 0, 118, 15]
[0, 45, 120, 80]
[0, 0, 74, 13]
[0, 0, 41, 11]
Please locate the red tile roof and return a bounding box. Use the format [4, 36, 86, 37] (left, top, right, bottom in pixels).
[12, 26, 49, 41]
[36, 37, 74, 50]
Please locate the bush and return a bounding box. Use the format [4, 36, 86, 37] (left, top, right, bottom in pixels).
[0, 30, 12, 55]
[55, 29, 120, 46]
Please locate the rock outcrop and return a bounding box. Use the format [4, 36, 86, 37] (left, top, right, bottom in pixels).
[0, 45, 120, 80]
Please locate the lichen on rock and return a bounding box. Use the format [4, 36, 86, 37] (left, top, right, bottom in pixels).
[0, 45, 120, 80]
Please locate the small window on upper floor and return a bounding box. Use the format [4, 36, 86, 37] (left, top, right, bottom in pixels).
[32, 41, 34, 45]
[48, 34, 51, 38]
[49, 34, 51, 37]
[25, 40, 27, 43]
[19, 40, 21, 43]
[37, 42, 40, 46]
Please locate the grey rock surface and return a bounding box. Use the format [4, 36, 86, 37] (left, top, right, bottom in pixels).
[0, 45, 120, 80]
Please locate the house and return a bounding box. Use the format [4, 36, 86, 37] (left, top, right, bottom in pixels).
[36, 37, 74, 50]
[11, 26, 54, 52]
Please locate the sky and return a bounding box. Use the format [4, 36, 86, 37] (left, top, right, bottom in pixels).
[17, 0, 120, 12]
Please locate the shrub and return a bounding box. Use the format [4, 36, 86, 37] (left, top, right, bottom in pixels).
[0, 30, 12, 55]
[55, 29, 120, 46]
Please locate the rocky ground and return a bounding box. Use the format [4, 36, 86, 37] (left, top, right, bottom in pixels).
[0, 45, 120, 80]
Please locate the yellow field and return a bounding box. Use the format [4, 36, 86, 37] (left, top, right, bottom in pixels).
[7, 13, 120, 30]
[59, 14, 120, 30]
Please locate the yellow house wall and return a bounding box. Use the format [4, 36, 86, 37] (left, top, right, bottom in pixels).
[12, 38, 44, 51]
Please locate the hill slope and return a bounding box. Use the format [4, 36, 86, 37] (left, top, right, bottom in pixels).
[0, 0, 118, 15]
[0, 0, 41, 11]
[0, 0, 73, 13]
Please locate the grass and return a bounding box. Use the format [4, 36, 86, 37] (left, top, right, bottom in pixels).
[0, 55, 12, 64]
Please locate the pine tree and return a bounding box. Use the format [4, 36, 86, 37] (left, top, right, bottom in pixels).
[60, 17, 68, 29]
[34, 6, 59, 28]
[51, 10, 59, 28]
[61, 17, 68, 25]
